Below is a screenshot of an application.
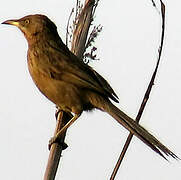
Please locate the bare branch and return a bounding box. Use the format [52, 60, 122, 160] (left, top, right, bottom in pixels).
[44, 111, 72, 180]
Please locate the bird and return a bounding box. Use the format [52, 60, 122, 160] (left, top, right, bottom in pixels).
[2, 14, 178, 160]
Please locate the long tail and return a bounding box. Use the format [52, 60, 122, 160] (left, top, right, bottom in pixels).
[91, 97, 178, 160]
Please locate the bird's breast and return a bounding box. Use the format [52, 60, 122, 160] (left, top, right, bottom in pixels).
[27, 50, 85, 113]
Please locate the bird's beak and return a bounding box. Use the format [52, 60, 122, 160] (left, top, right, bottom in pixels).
[2, 19, 19, 27]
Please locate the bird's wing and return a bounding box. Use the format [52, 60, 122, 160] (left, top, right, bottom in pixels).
[47, 40, 119, 102]
[91, 68, 119, 101]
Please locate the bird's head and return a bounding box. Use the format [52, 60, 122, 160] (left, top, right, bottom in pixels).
[2, 14, 58, 44]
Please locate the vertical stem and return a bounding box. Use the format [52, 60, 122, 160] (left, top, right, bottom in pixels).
[44, 112, 72, 180]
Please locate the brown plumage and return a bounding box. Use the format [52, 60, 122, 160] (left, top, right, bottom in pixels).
[2, 14, 178, 160]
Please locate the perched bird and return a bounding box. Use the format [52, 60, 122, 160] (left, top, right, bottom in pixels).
[2, 14, 178, 160]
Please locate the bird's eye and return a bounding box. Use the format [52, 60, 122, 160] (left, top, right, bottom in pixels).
[24, 19, 30, 24]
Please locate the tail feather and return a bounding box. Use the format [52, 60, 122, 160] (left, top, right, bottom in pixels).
[94, 99, 178, 160]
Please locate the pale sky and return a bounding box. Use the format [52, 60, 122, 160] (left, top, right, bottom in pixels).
[0, 0, 180, 180]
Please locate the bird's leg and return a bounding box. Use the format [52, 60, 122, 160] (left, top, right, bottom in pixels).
[55, 114, 80, 137]
[49, 114, 80, 149]
[55, 106, 61, 120]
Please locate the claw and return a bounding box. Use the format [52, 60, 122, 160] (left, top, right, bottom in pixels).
[48, 136, 68, 150]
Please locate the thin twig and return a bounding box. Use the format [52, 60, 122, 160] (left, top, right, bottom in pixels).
[92, 0, 100, 17]
[151, 0, 156, 7]
[110, 1, 165, 180]
[66, 8, 74, 46]
[151, 0, 160, 13]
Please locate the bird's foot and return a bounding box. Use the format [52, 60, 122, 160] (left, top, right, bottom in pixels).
[48, 136, 68, 150]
